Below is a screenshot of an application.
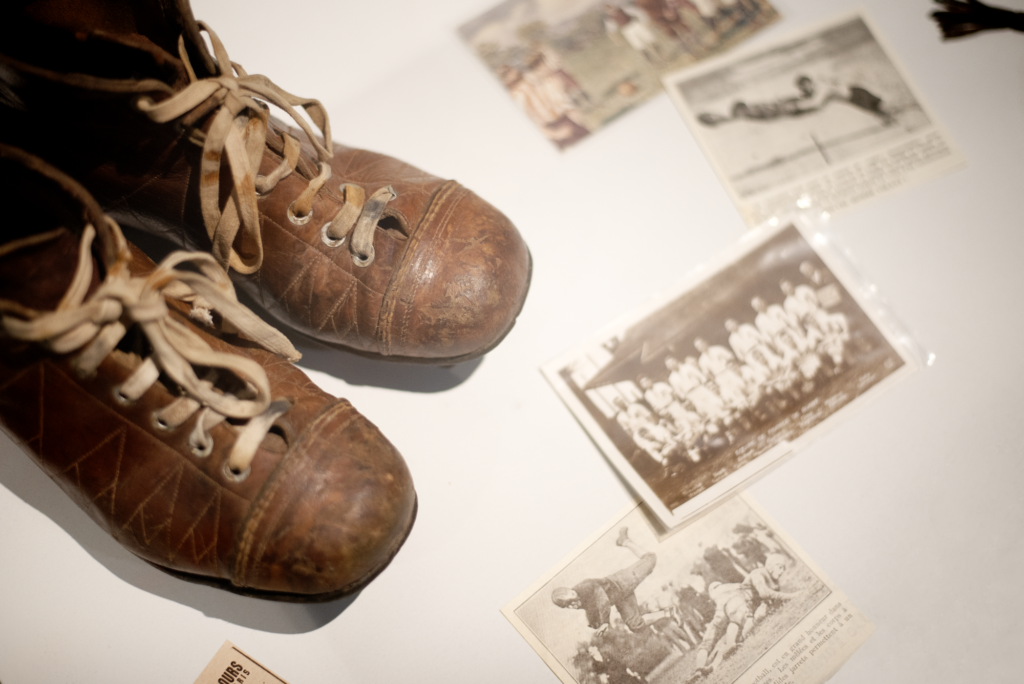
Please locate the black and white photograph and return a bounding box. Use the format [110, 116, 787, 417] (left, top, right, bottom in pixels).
[459, 0, 779, 149]
[543, 220, 917, 527]
[503, 496, 873, 684]
[663, 13, 964, 224]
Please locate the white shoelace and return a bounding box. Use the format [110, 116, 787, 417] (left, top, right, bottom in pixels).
[135, 23, 394, 273]
[0, 220, 301, 478]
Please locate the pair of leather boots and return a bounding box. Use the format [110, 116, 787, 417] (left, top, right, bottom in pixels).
[0, 0, 531, 601]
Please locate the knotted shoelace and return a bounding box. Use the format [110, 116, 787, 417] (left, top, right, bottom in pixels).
[135, 23, 394, 273]
[0, 221, 301, 478]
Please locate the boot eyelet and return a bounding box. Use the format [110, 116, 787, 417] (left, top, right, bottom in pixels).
[223, 462, 251, 483]
[352, 252, 372, 268]
[113, 387, 135, 406]
[152, 413, 173, 431]
[320, 224, 346, 248]
[191, 442, 212, 458]
[287, 202, 312, 226]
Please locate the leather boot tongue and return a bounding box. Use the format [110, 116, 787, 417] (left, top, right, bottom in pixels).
[109, 0, 218, 78]
[156, 0, 217, 77]
[15, 0, 216, 78]
[0, 145, 115, 308]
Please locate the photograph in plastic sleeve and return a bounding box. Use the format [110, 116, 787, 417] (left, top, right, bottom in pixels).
[458, 0, 779, 150]
[663, 13, 965, 225]
[502, 495, 874, 684]
[542, 220, 918, 528]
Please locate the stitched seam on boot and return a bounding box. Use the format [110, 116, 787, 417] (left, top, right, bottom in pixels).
[30, 359, 248, 576]
[276, 256, 316, 316]
[62, 424, 126, 517]
[122, 462, 184, 554]
[377, 180, 460, 356]
[100, 128, 191, 242]
[173, 489, 222, 568]
[314, 278, 356, 335]
[232, 401, 357, 589]
[259, 210, 389, 320]
[397, 188, 466, 353]
[0, 362, 51, 457]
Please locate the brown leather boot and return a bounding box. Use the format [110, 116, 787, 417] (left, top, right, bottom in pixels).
[0, 144, 416, 601]
[0, 0, 531, 364]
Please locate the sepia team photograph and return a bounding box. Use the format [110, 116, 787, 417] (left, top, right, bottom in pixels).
[543, 219, 918, 527]
[503, 496, 873, 684]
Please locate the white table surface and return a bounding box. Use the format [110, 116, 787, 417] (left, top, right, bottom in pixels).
[1, 0, 1022, 682]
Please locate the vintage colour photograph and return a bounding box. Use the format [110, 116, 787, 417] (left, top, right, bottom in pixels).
[503, 495, 874, 684]
[543, 220, 918, 527]
[460, 0, 779, 149]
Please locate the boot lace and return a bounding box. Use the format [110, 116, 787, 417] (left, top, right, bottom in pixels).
[135, 23, 394, 274]
[0, 220, 302, 480]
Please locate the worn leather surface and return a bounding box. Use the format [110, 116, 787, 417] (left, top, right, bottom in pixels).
[0, 18, 531, 362]
[0, 157, 417, 598]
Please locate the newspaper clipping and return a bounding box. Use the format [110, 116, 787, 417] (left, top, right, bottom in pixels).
[503, 495, 873, 684]
[460, 0, 779, 149]
[542, 220, 917, 528]
[663, 13, 965, 225]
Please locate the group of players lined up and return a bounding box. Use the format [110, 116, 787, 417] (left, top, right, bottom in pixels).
[612, 276, 851, 468]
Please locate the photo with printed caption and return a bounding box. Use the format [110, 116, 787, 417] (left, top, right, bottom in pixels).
[503, 495, 874, 684]
[664, 13, 964, 225]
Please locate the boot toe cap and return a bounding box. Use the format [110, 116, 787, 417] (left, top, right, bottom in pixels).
[381, 183, 531, 362]
[234, 402, 416, 598]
